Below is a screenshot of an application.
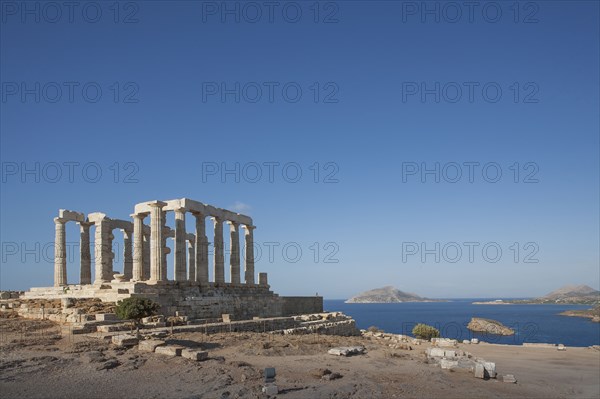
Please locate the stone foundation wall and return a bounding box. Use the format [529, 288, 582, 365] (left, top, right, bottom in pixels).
[280, 296, 323, 316]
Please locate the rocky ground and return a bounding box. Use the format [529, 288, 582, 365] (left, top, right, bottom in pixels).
[1, 315, 599, 399]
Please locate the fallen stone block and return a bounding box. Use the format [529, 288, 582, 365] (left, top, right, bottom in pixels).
[474, 363, 485, 379]
[97, 324, 130, 333]
[112, 334, 139, 347]
[557, 344, 566, 351]
[138, 339, 165, 353]
[444, 350, 457, 358]
[483, 362, 497, 378]
[436, 338, 458, 347]
[181, 349, 208, 361]
[463, 340, 471, 344]
[426, 347, 446, 358]
[262, 385, 278, 395]
[328, 346, 365, 356]
[503, 374, 517, 383]
[155, 345, 184, 357]
[471, 338, 479, 344]
[440, 359, 459, 369]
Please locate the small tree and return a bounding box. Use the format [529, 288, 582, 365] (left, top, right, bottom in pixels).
[115, 297, 160, 338]
[412, 323, 440, 341]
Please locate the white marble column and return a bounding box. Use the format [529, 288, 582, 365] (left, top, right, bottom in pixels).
[194, 212, 209, 285]
[122, 228, 133, 280]
[54, 217, 67, 287]
[79, 221, 93, 285]
[243, 225, 256, 284]
[174, 208, 187, 282]
[142, 232, 150, 280]
[148, 201, 167, 282]
[131, 213, 146, 281]
[212, 217, 225, 284]
[228, 221, 240, 284]
[94, 218, 113, 284]
[188, 239, 195, 281]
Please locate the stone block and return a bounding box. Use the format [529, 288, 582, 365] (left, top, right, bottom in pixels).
[471, 338, 479, 344]
[96, 313, 117, 321]
[483, 362, 496, 378]
[503, 374, 517, 383]
[181, 349, 208, 361]
[444, 350, 457, 358]
[436, 338, 458, 347]
[155, 345, 184, 357]
[463, 340, 471, 344]
[474, 363, 485, 379]
[557, 344, 566, 351]
[138, 339, 165, 352]
[327, 346, 365, 356]
[112, 334, 139, 347]
[440, 359, 459, 369]
[262, 385, 278, 395]
[427, 348, 446, 358]
[222, 314, 231, 323]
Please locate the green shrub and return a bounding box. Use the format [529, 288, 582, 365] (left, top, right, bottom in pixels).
[115, 297, 160, 337]
[412, 323, 440, 341]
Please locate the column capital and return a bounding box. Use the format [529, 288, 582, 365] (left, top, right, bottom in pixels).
[78, 221, 94, 228]
[54, 217, 68, 225]
[131, 212, 149, 219]
[147, 200, 167, 208]
[241, 224, 256, 231]
[226, 220, 239, 228]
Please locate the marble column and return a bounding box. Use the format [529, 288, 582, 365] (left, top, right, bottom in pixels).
[148, 201, 167, 282]
[132, 213, 147, 281]
[79, 221, 93, 285]
[243, 225, 256, 284]
[212, 217, 225, 284]
[54, 217, 67, 287]
[194, 212, 209, 285]
[142, 232, 150, 280]
[94, 218, 113, 284]
[174, 208, 187, 282]
[228, 221, 240, 284]
[188, 240, 196, 281]
[122, 228, 133, 280]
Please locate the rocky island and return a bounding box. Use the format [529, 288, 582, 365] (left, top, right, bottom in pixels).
[467, 317, 515, 336]
[345, 286, 442, 303]
[559, 305, 600, 323]
[473, 285, 600, 305]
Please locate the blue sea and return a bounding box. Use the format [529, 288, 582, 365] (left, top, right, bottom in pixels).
[324, 299, 600, 347]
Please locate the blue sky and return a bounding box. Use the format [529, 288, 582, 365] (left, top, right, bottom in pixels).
[1, 1, 598, 298]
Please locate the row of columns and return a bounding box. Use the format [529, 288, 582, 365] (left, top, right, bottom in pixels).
[54, 207, 255, 287]
[135, 202, 255, 285]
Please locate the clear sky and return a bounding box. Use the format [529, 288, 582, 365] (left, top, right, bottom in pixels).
[1, 1, 598, 299]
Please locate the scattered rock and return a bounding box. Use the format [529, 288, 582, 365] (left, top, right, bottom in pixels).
[503, 374, 517, 383]
[322, 372, 342, 381]
[155, 345, 184, 357]
[97, 359, 120, 371]
[557, 344, 566, 351]
[112, 334, 139, 347]
[138, 339, 165, 353]
[311, 368, 332, 378]
[181, 349, 208, 361]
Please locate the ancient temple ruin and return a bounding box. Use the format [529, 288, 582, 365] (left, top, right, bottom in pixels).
[23, 198, 322, 319]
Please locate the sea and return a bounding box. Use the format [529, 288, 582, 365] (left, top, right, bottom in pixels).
[324, 299, 600, 347]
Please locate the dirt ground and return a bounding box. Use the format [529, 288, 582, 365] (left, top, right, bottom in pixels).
[1, 317, 599, 399]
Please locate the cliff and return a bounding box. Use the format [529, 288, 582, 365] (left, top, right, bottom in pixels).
[467, 317, 515, 335]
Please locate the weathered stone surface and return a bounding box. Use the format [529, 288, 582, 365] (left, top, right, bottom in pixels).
[503, 374, 517, 383]
[557, 344, 566, 351]
[433, 338, 458, 347]
[322, 372, 343, 380]
[138, 339, 165, 352]
[467, 318, 514, 336]
[155, 345, 184, 357]
[181, 349, 208, 361]
[426, 348, 446, 358]
[95, 313, 117, 321]
[471, 338, 479, 344]
[328, 346, 365, 356]
[462, 339, 471, 344]
[440, 359, 459, 369]
[112, 334, 139, 347]
[483, 362, 496, 378]
[474, 363, 485, 379]
[262, 385, 278, 395]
